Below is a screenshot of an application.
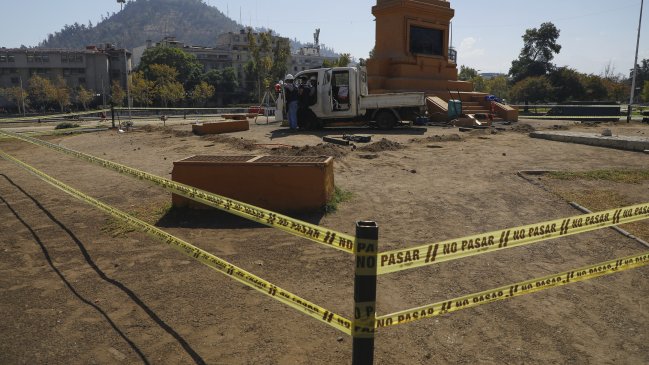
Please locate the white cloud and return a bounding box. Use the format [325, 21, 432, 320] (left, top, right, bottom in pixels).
[458, 36, 485, 58]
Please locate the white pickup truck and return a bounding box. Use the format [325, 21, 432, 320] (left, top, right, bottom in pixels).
[275, 66, 425, 129]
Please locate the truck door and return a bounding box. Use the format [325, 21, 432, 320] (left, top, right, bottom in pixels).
[329, 69, 356, 118]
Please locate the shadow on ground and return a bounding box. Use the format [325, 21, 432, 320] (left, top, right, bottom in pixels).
[155, 206, 326, 230]
[269, 126, 428, 140]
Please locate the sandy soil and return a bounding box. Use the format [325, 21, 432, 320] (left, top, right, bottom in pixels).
[1, 118, 649, 364]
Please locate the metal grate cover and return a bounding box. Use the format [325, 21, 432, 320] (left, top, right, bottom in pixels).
[255, 156, 330, 163]
[180, 155, 257, 163]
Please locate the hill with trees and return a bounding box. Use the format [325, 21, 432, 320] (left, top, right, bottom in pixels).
[39, 0, 240, 49]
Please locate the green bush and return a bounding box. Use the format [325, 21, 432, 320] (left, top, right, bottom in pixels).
[55, 122, 80, 130]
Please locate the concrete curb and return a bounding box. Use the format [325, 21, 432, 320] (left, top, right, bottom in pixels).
[529, 131, 649, 152]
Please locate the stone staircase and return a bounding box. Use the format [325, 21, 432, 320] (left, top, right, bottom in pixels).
[458, 101, 491, 115]
[425, 91, 518, 122]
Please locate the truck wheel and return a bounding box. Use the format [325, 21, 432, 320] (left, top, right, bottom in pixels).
[376, 110, 397, 129]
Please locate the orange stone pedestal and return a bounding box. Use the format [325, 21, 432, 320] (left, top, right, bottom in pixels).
[367, 0, 468, 94]
[172, 155, 334, 213]
[366, 0, 518, 121]
[191, 120, 249, 135]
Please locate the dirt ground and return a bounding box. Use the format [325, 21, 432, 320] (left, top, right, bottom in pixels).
[1, 117, 649, 365]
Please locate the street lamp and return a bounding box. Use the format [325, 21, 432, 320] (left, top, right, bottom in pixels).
[627, 0, 644, 123]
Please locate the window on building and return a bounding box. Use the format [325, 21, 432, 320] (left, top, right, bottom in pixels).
[11, 77, 19, 84]
[63, 69, 71, 76]
[34, 54, 43, 62]
[409, 25, 444, 56]
[27, 54, 35, 63]
[78, 77, 86, 84]
[8, 55, 15, 62]
[0, 55, 6, 62]
[62, 54, 68, 63]
[42, 54, 49, 62]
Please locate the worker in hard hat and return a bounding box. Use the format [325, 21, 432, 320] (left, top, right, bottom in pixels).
[308, 76, 317, 106]
[283, 74, 299, 130]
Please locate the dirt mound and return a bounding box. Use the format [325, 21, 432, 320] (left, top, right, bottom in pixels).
[203, 135, 258, 151]
[141, 124, 194, 137]
[410, 134, 464, 143]
[268, 143, 348, 158]
[511, 123, 536, 133]
[357, 138, 405, 152]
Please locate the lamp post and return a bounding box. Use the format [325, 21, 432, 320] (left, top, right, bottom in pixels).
[19, 76, 26, 116]
[627, 0, 644, 123]
[124, 46, 132, 125]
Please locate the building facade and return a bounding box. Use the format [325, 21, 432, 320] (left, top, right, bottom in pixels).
[133, 30, 338, 92]
[0, 45, 131, 107]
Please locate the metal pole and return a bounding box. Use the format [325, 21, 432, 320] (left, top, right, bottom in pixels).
[19, 76, 26, 116]
[352, 221, 378, 365]
[628, 0, 644, 123]
[124, 47, 132, 124]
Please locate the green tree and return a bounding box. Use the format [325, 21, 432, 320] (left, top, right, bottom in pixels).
[245, 29, 291, 102]
[191, 81, 215, 106]
[642, 80, 649, 103]
[149, 64, 178, 85]
[510, 76, 554, 105]
[111, 80, 126, 107]
[600, 63, 627, 102]
[335, 53, 351, 67]
[485, 76, 510, 101]
[148, 64, 184, 106]
[509, 22, 561, 82]
[202, 67, 239, 92]
[130, 71, 155, 106]
[27, 75, 55, 111]
[138, 46, 202, 88]
[631, 59, 649, 93]
[271, 39, 290, 82]
[76, 85, 95, 110]
[458, 65, 479, 81]
[0, 86, 28, 114]
[158, 81, 185, 107]
[472, 75, 487, 92]
[323, 53, 353, 68]
[549, 67, 584, 102]
[581, 74, 608, 101]
[52, 76, 71, 112]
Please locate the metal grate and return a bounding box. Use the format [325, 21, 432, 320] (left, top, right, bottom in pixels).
[180, 155, 257, 163]
[255, 156, 331, 163]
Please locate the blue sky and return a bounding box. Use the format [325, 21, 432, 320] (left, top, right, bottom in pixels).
[1, 0, 647, 77]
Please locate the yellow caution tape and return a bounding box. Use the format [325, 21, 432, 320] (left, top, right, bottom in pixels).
[521, 115, 620, 120]
[0, 109, 110, 123]
[378, 203, 649, 274]
[0, 127, 108, 140]
[0, 149, 353, 335]
[0, 129, 356, 253]
[376, 251, 649, 328]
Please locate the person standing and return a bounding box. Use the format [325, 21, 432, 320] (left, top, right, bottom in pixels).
[283, 74, 299, 130]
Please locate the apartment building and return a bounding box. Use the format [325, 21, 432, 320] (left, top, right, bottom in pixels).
[132, 37, 232, 73]
[0, 45, 131, 106]
[133, 30, 339, 93]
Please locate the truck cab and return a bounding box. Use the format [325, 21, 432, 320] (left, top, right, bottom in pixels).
[276, 66, 424, 129]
